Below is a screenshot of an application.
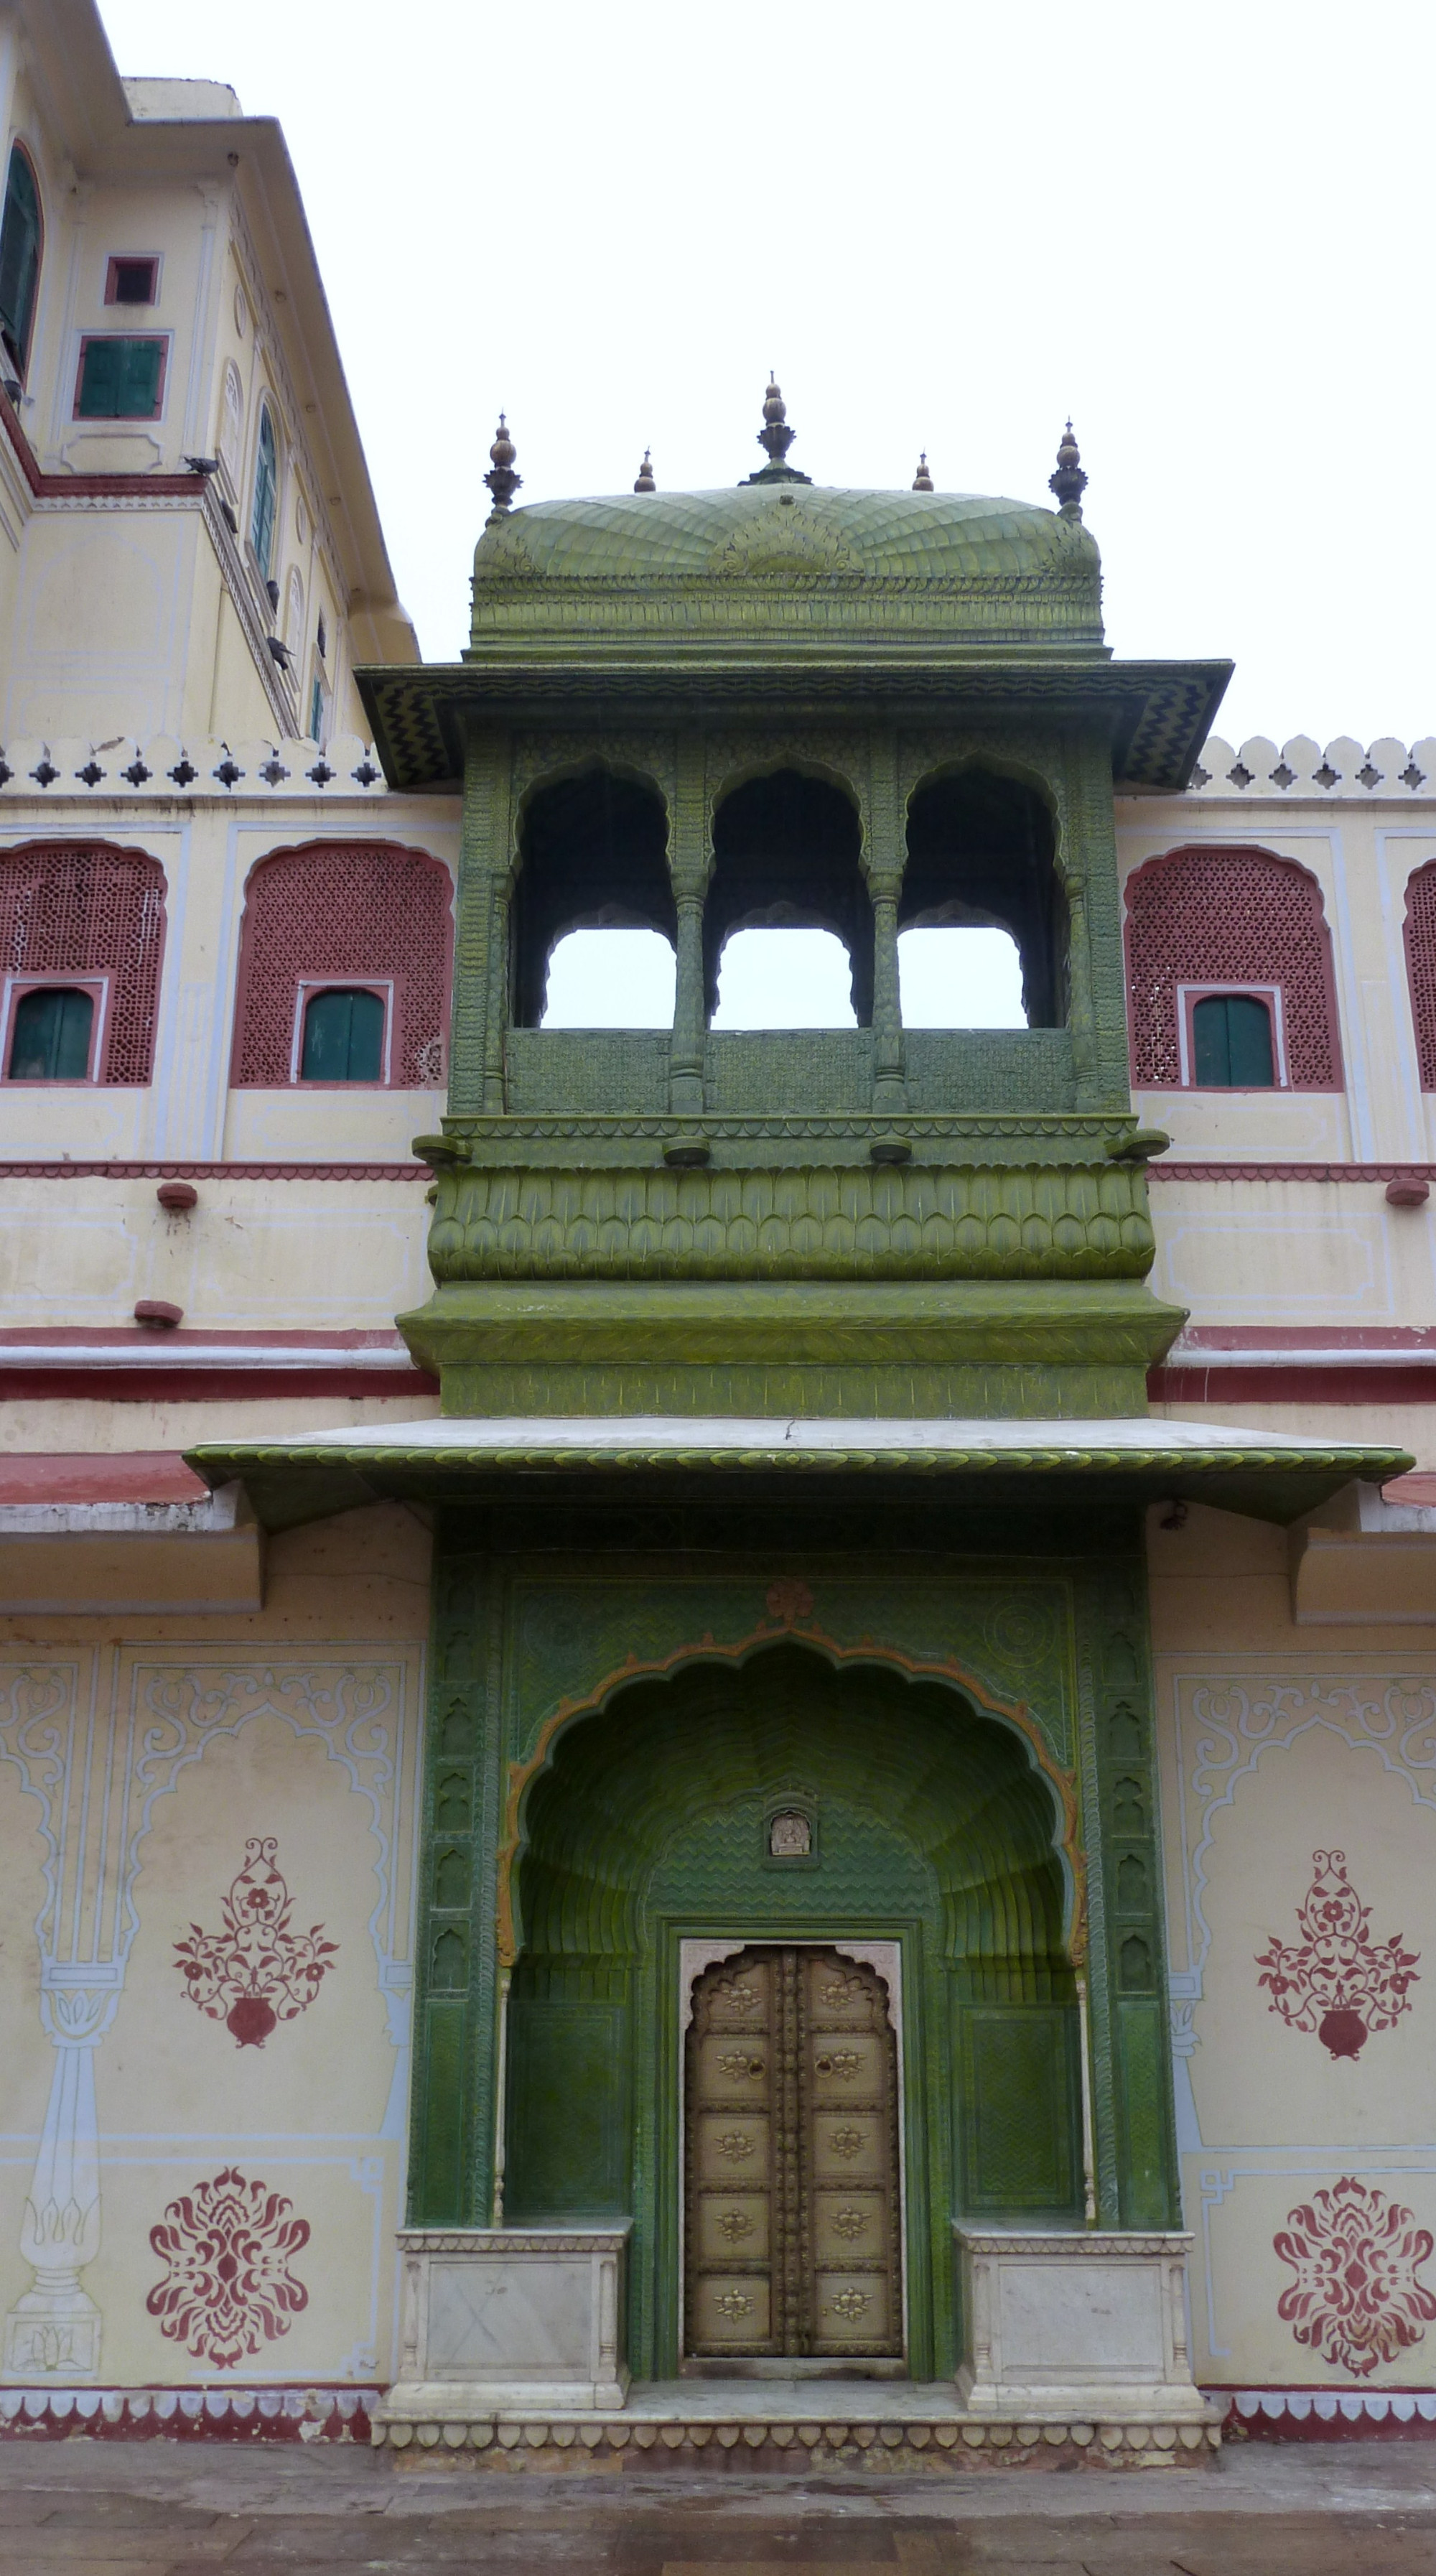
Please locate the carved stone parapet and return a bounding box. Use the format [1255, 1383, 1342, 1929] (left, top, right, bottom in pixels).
[378, 2227, 632, 2419]
[954, 2226, 1216, 2425]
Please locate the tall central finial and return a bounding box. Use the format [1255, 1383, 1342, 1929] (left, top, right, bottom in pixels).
[742, 374, 813, 486]
[484, 414, 521, 516]
[1048, 419, 1087, 517]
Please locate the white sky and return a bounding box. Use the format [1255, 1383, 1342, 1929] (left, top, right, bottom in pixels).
[98, 0, 1435, 755]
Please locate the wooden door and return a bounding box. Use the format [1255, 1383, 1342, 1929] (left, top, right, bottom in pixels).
[684, 1945, 903, 2361]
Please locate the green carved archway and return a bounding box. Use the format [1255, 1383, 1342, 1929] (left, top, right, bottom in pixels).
[503, 1640, 1083, 2378]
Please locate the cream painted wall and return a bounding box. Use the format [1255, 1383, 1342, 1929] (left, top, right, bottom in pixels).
[0, 1504, 426, 2388]
[0, 47, 398, 753]
[1147, 1178, 1436, 1331]
[1152, 1502, 1436, 2388]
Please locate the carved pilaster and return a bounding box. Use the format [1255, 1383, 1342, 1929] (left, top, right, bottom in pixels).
[867, 733, 905, 1106]
[668, 739, 710, 1111]
[449, 731, 511, 1115]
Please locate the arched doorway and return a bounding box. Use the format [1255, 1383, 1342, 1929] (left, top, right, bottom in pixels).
[504, 1643, 1079, 2379]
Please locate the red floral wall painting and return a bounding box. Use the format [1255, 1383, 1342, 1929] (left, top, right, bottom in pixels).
[146, 2168, 311, 2367]
[1274, 2177, 1436, 2376]
[172, 1836, 337, 2047]
[1255, 1849, 1419, 2059]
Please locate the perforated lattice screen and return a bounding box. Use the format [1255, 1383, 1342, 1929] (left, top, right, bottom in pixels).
[233, 842, 452, 1086]
[1404, 864, 1436, 1089]
[0, 842, 165, 1082]
[1124, 846, 1341, 1087]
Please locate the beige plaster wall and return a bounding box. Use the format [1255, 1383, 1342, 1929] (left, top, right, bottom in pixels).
[0, 1505, 427, 2389]
[1151, 1502, 1436, 2389]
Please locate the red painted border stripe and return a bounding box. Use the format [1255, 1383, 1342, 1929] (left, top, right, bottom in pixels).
[0, 1163, 431, 1181]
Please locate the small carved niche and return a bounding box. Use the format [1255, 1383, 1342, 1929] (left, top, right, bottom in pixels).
[768, 1809, 813, 1859]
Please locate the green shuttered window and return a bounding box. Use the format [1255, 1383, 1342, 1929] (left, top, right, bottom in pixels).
[0, 147, 40, 377]
[251, 405, 279, 577]
[1191, 991, 1275, 1087]
[7, 986, 94, 1080]
[75, 336, 166, 419]
[299, 985, 385, 1082]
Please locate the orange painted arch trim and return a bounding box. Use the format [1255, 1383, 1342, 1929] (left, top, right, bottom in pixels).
[494, 1617, 1086, 1970]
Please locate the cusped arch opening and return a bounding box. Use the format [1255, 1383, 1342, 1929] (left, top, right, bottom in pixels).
[705, 769, 871, 1028]
[903, 766, 1066, 1029]
[511, 765, 676, 1030]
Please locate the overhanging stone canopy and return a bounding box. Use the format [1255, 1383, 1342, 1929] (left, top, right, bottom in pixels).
[186, 1415, 1412, 1534]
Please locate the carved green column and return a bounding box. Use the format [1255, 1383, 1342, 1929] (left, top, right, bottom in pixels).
[867, 733, 905, 1107]
[668, 740, 710, 1113]
[447, 729, 511, 1115]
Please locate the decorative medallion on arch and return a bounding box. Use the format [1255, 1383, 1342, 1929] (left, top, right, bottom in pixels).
[684, 1945, 903, 2363]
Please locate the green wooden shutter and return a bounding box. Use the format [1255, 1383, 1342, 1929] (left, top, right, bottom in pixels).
[1193, 992, 1274, 1088]
[76, 338, 162, 420]
[251, 409, 278, 575]
[0, 150, 40, 372]
[1226, 993, 1275, 1085]
[117, 338, 162, 416]
[76, 340, 122, 418]
[8, 987, 94, 1080]
[300, 987, 385, 1082]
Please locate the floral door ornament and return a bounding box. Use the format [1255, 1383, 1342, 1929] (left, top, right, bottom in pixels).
[1256, 1850, 1419, 2059]
[173, 1836, 338, 2047]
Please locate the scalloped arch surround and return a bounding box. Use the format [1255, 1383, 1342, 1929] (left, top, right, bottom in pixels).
[509, 1638, 1076, 1984]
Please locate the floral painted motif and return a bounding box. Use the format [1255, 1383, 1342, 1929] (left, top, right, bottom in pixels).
[1274, 2177, 1436, 2376]
[765, 1576, 813, 1624]
[173, 1837, 338, 2047]
[1256, 1849, 1419, 2059]
[146, 2167, 311, 2368]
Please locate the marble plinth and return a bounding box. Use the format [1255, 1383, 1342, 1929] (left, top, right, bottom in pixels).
[377, 2227, 631, 2423]
[954, 2226, 1216, 2425]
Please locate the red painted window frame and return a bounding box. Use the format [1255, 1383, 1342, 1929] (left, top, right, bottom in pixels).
[103, 254, 160, 307]
[0, 975, 110, 1084]
[291, 979, 395, 1088]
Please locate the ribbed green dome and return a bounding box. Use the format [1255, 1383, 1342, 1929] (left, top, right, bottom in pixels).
[475, 483, 1094, 584]
[469, 481, 1104, 651]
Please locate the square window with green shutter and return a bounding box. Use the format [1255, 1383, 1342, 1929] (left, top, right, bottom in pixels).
[74, 334, 167, 419]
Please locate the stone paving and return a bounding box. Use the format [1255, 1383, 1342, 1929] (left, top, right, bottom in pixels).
[1, 2439, 1436, 2573]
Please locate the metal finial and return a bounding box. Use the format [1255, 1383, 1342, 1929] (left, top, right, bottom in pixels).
[633, 448, 656, 494]
[759, 376, 794, 465]
[1048, 418, 1088, 516]
[484, 414, 521, 515]
[913, 452, 934, 493]
[742, 374, 812, 486]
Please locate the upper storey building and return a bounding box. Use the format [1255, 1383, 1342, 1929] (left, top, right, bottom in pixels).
[0, 0, 414, 755]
